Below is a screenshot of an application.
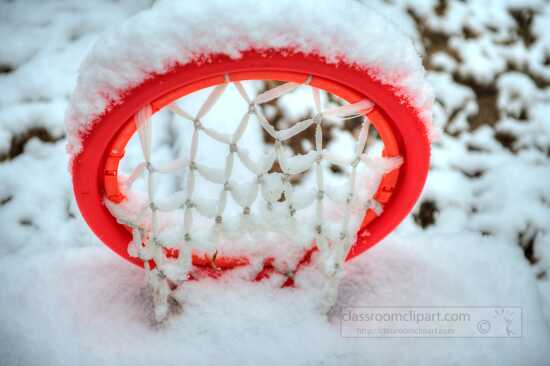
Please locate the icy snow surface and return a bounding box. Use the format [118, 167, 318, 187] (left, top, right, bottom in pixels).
[1, 0, 550, 365]
[1, 235, 549, 366]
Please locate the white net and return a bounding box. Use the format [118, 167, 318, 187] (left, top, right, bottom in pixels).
[106, 75, 402, 321]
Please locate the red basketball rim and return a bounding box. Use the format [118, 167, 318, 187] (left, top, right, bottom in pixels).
[72, 49, 430, 269]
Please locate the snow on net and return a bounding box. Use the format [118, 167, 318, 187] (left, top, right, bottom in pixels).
[107, 76, 402, 321]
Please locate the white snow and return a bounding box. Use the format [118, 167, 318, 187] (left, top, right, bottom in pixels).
[64, 0, 434, 160]
[0, 0, 151, 157]
[1, 0, 550, 365]
[0, 234, 549, 366]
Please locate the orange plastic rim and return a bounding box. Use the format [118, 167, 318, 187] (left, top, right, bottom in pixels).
[71, 49, 430, 269]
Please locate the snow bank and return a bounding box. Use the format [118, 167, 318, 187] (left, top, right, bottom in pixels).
[2, 1, 550, 364]
[65, 0, 433, 160]
[1, 234, 548, 366]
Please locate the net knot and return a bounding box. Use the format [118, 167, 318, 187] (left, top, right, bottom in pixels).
[314, 114, 323, 125]
[192, 119, 202, 129]
[316, 190, 324, 200]
[315, 224, 322, 234]
[289, 205, 296, 216]
[248, 103, 256, 114]
[157, 269, 167, 279]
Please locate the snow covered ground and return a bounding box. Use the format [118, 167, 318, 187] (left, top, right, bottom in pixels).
[1, 1, 549, 365]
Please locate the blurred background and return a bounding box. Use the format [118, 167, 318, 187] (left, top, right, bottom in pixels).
[0, 0, 549, 321]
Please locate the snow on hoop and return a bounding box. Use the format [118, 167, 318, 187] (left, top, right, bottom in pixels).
[106, 77, 402, 321]
[65, 0, 434, 162]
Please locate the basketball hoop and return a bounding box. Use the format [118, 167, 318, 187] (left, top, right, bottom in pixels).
[67, 2, 432, 321]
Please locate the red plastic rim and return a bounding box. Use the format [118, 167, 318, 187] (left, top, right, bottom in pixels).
[72, 49, 430, 269]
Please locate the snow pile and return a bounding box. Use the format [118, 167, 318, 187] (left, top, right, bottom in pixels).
[65, 0, 433, 158]
[1, 0, 550, 365]
[1, 234, 549, 366]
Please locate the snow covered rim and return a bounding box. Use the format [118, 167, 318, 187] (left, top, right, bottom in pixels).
[70, 49, 431, 267]
[65, 0, 434, 159]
